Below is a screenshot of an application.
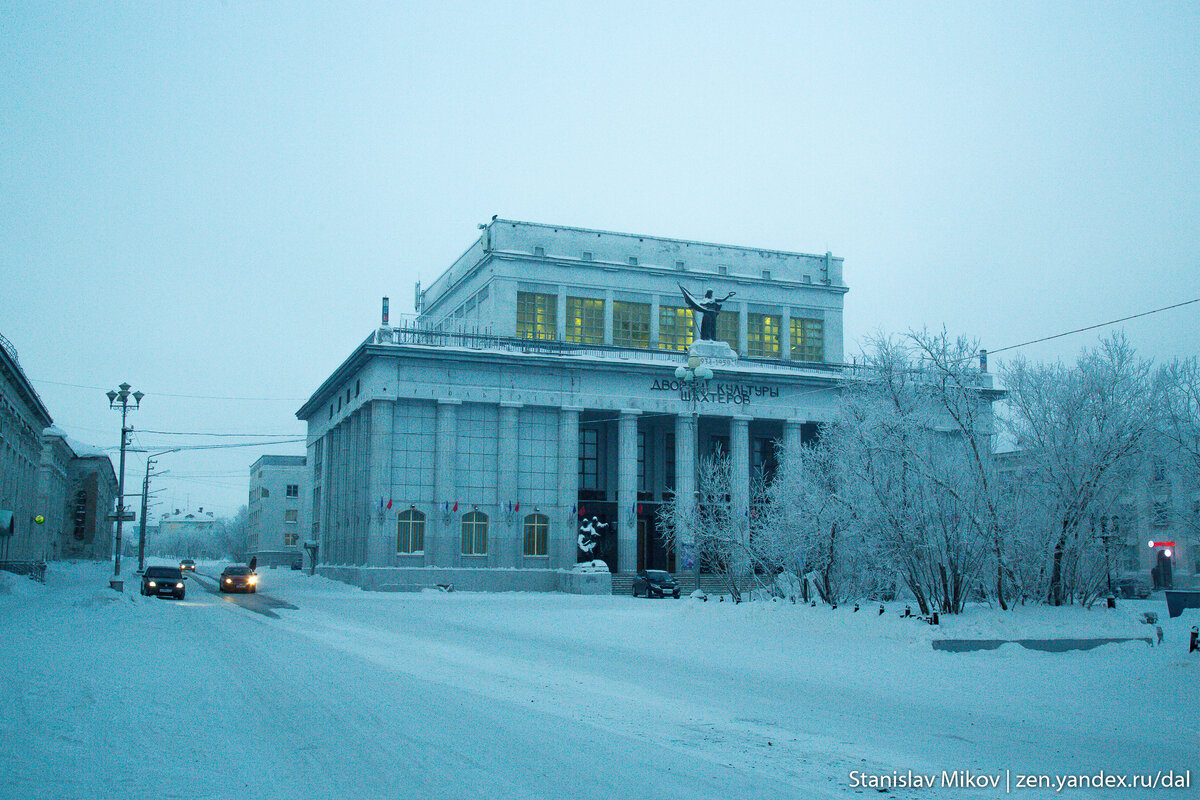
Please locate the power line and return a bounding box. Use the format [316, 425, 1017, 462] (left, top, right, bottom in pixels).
[137, 429, 302, 437]
[984, 297, 1200, 357]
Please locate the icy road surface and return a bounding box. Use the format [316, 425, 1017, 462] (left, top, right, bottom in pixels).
[2, 562, 1196, 799]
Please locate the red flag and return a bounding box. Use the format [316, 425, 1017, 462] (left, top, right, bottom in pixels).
[514, 502, 520, 513]
[579, 504, 585, 517]
[637, 503, 643, 514]
[386, 499, 393, 510]
[452, 501, 458, 512]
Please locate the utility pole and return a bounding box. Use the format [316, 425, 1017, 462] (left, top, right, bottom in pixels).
[137, 448, 179, 572]
[106, 383, 143, 584]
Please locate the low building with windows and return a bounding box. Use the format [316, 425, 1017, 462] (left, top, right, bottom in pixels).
[1, 332, 55, 569]
[248, 455, 309, 567]
[297, 219, 853, 591]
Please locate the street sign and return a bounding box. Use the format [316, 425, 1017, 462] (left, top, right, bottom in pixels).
[106, 511, 136, 522]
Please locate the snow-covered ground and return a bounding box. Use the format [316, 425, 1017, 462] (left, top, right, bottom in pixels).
[2, 561, 1196, 800]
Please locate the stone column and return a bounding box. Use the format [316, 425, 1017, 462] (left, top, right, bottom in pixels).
[617, 409, 641, 574]
[782, 419, 805, 462]
[738, 301, 748, 356]
[556, 406, 581, 569]
[603, 289, 614, 345]
[434, 400, 460, 568]
[497, 402, 521, 567]
[367, 400, 394, 567]
[780, 307, 792, 361]
[674, 413, 696, 568]
[649, 294, 661, 349]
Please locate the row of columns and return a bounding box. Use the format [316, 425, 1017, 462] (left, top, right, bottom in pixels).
[318, 398, 810, 573]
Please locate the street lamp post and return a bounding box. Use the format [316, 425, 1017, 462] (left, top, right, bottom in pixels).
[675, 356, 712, 592]
[107, 383, 143, 582]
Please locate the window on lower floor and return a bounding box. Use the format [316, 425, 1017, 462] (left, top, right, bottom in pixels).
[523, 513, 549, 556]
[790, 317, 824, 362]
[284, 530, 299, 546]
[398, 508, 425, 554]
[286, 484, 298, 498]
[747, 314, 780, 358]
[461, 511, 488, 555]
[565, 297, 604, 344]
[612, 301, 650, 348]
[517, 292, 557, 340]
[284, 509, 298, 523]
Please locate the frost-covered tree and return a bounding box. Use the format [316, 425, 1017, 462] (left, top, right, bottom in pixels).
[1002, 333, 1161, 605]
[1162, 356, 1200, 474]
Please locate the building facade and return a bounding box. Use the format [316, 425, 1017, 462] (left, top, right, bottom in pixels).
[248, 455, 309, 567]
[297, 220, 852, 591]
[38, 428, 117, 561]
[1, 333, 54, 565]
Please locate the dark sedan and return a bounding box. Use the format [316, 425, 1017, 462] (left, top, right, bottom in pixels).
[632, 570, 680, 599]
[141, 566, 186, 599]
[220, 565, 259, 593]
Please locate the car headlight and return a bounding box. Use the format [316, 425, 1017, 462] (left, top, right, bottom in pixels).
[224, 578, 231, 584]
[148, 581, 156, 588]
[176, 583, 184, 589]
[248, 575, 258, 584]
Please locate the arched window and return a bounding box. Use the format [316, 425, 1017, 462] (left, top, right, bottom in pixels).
[397, 508, 425, 554]
[461, 511, 488, 555]
[523, 513, 549, 556]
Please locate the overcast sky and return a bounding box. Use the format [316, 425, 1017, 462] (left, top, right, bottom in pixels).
[3, 1, 1198, 518]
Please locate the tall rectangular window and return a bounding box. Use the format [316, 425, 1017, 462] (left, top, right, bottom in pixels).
[284, 509, 298, 523]
[579, 428, 599, 490]
[747, 314, 781, 358]
[523, 513, 549, 556]
[397, 509, 425, 554]
[612, 301, 650, 348]
[637, 431, 646, 493]
[664, 433, 676, 492]
[716, 313, 739, 353]
[790, 318, 824, 362]
[461, 511, 488, 555]
[658, 306, 693, 351]
[565, 297, 604, 344]
[286, 484, 299, 498]
[516, 292, 557, 340]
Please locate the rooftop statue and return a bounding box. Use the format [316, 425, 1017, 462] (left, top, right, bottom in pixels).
[679, 285, 735, 341]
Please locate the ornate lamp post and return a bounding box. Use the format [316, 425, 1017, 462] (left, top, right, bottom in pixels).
[106, 383, 143, 583]
[675, 356, 712, 590]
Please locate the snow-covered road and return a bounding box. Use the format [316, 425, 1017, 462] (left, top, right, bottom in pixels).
[2, 563, 1196, 799]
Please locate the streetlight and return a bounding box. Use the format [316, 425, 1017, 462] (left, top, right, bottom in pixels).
[675, 356, 712, 591]
[107, 383, 143, 585]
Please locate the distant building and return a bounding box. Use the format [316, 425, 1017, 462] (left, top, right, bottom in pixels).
[248, 455, 308, 567]
[0, 332, 54, 567]
[38, 427, 118, 561]
[156, 508, 220, 558]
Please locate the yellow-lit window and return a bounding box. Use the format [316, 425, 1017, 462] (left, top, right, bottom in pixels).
[565, 297, 604, 344]
[790, 317, 824, 362]
[658, 306, 693, 351]
[523, 513, 549, 556]
[747, 314, 781, 358]
[461, 511, 488, 555]
[612, 302, 650, 348]
[516, 292, 557, 340]
[398, 508, 425, 554]
[716, 313, 739, 353]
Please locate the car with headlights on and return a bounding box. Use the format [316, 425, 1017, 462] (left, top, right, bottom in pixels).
[632, 569, 680, 599]
[179, 559, 196, 572]
[141, 566, 186, 599]
[219, 565, 258, 593]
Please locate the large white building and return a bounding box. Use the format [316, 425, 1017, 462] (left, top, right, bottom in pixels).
[297, 219, 852, 591]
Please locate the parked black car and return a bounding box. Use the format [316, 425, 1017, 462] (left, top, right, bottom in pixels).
[220, 565, 258, 593]
[141, 566, 186, 599]
[632, 570, 680, 599]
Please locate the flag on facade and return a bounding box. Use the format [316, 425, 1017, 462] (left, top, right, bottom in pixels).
[386, 499, 393, 510]
[452, 501, 458, 512]
[514, 502, 519, 513]
[378, 499, 384, 510]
